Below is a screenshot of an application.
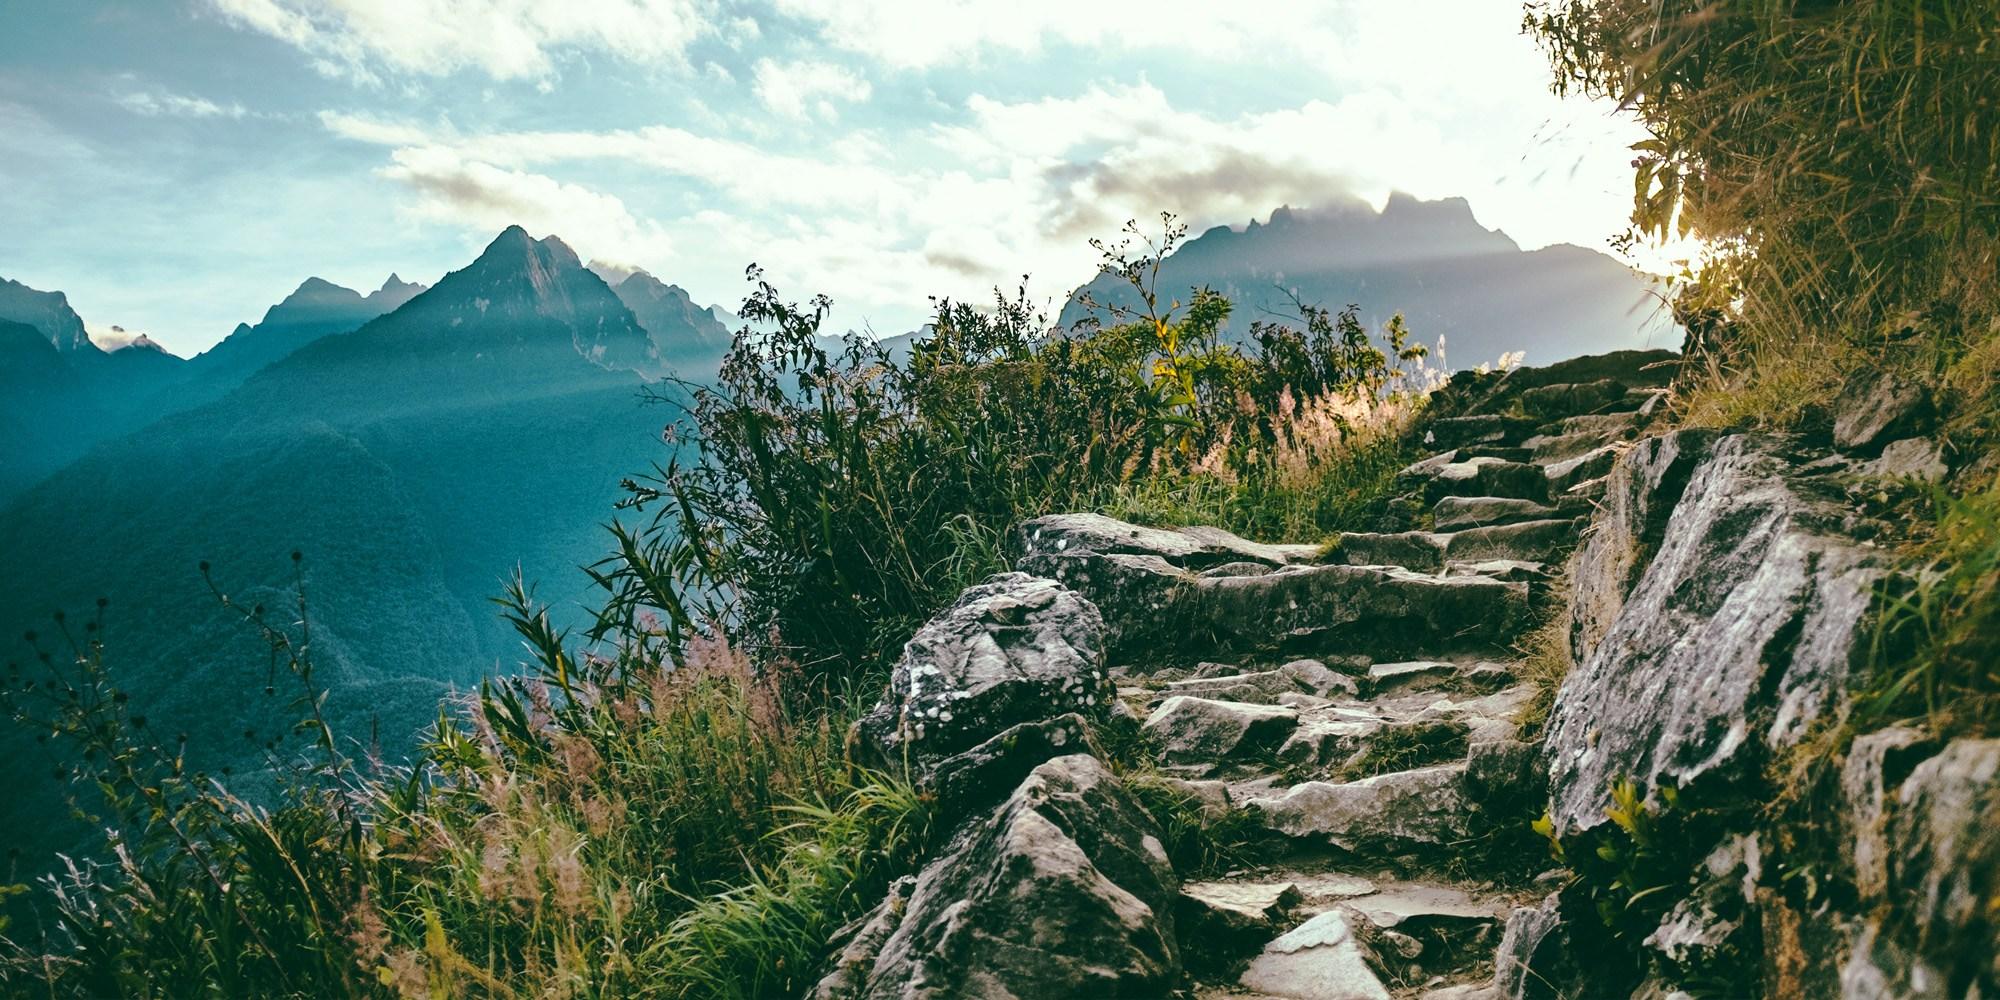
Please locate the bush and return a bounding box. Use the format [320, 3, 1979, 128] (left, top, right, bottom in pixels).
[594, 217, 1439, 684]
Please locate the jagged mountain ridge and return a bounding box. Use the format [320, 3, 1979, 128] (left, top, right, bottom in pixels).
[1059, 194, 1678, 368]
[0, 227, 686, 875]
[612, 269, 734, 376]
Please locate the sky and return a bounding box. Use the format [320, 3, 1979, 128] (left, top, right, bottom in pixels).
[0, 1, 1670, 357]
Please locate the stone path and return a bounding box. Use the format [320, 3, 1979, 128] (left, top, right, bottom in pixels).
[1057, 355, 1676, 999]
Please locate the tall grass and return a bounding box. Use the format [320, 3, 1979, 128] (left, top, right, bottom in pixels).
[0, 571, 915, 998]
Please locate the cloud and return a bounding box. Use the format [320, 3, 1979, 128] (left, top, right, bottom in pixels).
[379, 146, 673, 265]
[115, 89, 248, 118]
[207, 0, 713, 82]
[750, 58, 871, 121]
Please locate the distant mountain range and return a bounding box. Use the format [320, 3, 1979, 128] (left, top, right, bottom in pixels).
[0, 227, 718, 870]
[0, 273, 428, 500]
[1059, 194, 1677, 368]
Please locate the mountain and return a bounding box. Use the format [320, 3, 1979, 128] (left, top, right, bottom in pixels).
[0, 227, 677, 872]
[1059, 194, 1678, 368]
[185, 274, 429, 402]
[0, 272, 435, 502]
[612, 270, 733, 376]
[0, 319, 90, 498]
[0, 276, 96, 355]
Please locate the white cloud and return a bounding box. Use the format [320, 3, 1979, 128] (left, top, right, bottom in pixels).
[378, 146, 673, 266]
[750, 59, 871, 121]
[305, 0, 1656, 332]
[207, 0, 714, 82]
[115, 89, 248, 118]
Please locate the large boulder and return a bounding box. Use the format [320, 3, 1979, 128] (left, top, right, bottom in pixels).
[853, 573, 1109, 776]
[810, 754, 1182, 999]
[1545, 433, 1883, 834]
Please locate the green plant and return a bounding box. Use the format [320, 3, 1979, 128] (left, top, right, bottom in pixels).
[595, 221, 1440, 688]
[1124, 777, 1261, 878]
[1862, 475, 2000, 734]
[1535, 778, 1694, 941]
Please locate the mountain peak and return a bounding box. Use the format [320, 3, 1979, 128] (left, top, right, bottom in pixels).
[471, 226, 582, 275]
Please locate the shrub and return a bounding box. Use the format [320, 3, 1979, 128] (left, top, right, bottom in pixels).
[593, 218, 1440, 685]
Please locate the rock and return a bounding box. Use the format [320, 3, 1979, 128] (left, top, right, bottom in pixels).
[1014, 514, 1526, 661]
[1563, 429, 1715, 661]
[812, 754, 1180, 999]
[813, 877, 917, 999]
[1280, 658, 1361, 698]
[1247, 764, 1474, 860]
[1860, 437, 1949, 481]
[1463, 739, 1547, 813]
[1833, 370, 1932, 452]
[1367, 660, 1458, 695]
[1239, 910, 1392, 1000]
[1641, 834, 1760, 980]
[1432, 496, 1559, 531]
[1489, 892, 1594, 1000]
[1176, 880, 1304, 970]
[1518, 379, 1628, 419]
[1145, 696, 1299, 767]
[1545, 434, 1884, 834]
[853, 573, 1108, 775]
[1881, 738, 2000, 989]
[924, 713, 1097, 821]
[1839, 726, 1934, 901]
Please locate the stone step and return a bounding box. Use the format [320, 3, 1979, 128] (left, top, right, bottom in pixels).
[1541, 444, 1623, 493]
[1184, 869, 1514, 1000]
[1397, 454, 1550, 504]
[1516, 379, 1630, 419]
[1015, 513, 1533, 663]
[1333, 519, 1582, 574]
[1245, 762, 1477, 862]
[1523, 411, 1643, 463]
[1430, 496, 1559, 531]
[1423, 414, 1540, 450]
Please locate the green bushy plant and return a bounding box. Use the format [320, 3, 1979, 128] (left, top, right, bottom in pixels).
[594, 217, 1439, 685]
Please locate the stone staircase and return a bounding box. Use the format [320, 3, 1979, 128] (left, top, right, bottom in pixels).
[819, 348, 1992, 1000]
[817, 351, 1686, 999]
[1056, 354, 1678, 999]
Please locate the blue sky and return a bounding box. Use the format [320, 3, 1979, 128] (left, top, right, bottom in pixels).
[0, 1, 1663, 356]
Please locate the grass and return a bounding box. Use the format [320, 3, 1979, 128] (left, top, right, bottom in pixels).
[1860, 476, 2000, 736]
